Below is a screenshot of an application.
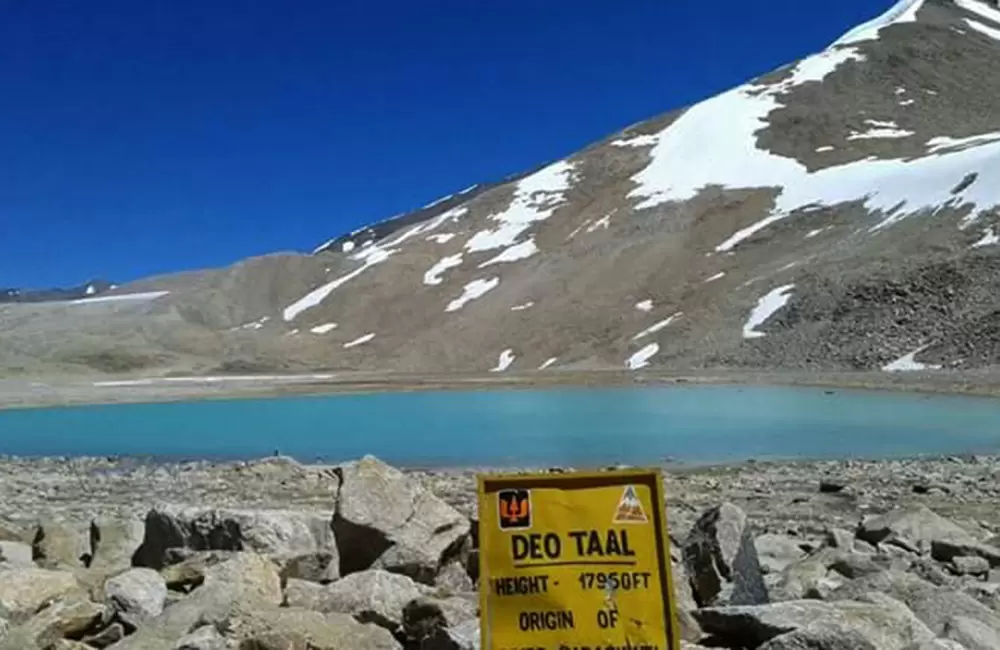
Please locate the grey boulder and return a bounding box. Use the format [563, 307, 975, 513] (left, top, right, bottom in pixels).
[832, 570, 1000, 634]
[858, 506, 975, 553]
[332, 456, 470, 581]
[104, 568, 167, 626]
[683, 502, 769, 607]
[133, 505, 337, 570]
[0, 541, 34, 568]
[943, 615, 1000, 650]
[88, 517, 145, 573]
[695, 598, 935, 650]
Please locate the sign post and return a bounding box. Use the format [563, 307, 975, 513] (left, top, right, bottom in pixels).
[477, 468, 681, 650]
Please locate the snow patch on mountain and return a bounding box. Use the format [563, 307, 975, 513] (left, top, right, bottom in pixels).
[309, 323, 338, 334]
[955, 0, 1000, 25]
[464, 161, 574, 260]
[424, 254, 464, 285]
[284, 248, 393, 321]
[286, 205, 468, 321]
[343, 333, 375, 349]
[490, 349, 516, 372]
[623, 29, 1000, 253]
[883, 345, 941, 371]
[71, 290, 169, 305]
[972, 228, 999, 247]
[479, 239, 539, 267]
[966, 18, 1000, 39]
[847, 119, 914, 140]
[635, 299, 654, 312]
[744, 285, 795, 339]
[833, 0, 924, 46]
[539, 357, 558, 370]
[626, 343, 659, 370]
[634, 312, 682, 340]
[446, 277, 500, 312]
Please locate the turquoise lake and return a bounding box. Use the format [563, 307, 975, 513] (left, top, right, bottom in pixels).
[1, 385, 999, 466]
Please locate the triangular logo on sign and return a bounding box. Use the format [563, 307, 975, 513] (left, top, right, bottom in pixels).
[613, 485, 648, 523]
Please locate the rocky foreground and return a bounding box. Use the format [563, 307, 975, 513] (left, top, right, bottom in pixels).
[0, 454, 999, 649]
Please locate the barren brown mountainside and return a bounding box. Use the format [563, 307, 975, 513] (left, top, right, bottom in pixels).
[5, 0, 1000, 379]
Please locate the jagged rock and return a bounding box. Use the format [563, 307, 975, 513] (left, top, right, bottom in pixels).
[909, 557, 954, 586]
[312, 569, 428, 631]
[159, 551, 232, 592]
[278, 551, 339, 584]
[943, 615, 1000, 650]
[682, 502, 768, 607]
[401, 598, 451, 648]
[756, 534, 807, 574]
[824, 528, 856, 551]
[819, 480, 847, 494]
[774, 548, 846, 601]
[903, 641, 968, 650]
[445, 619, 480, 650]
[108, 553, 282, 650]
[933, 540, 1000, 569]
[695, 598, 935, 650]
[434, 561, 473, 594]
[670, 560, 703, 641]
[32, 521, 89, 569]
[831, 570, 1000, 634]
[757, 623, 878, 650]
[0, 596, 104, 650]
[217, 604, 401, 649]
[104, 568, 167, 625]
[173, 625, 227, 650]
[858, 506, 974, 553]
[0, 541, 33, 568]
[89, 517, 145, 573]
[282, 578, 325, 609]
[133, 505, 336, 570]
[0, 567, 81, 622]
[332, 456, 470, 580]
[82, 622, 125, 649]
[953, 556, 992, 577]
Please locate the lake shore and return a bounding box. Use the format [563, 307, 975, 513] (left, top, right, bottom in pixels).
[1, 452, 997, 541]
[1, 453, 999, 648]
[4, 367, 1000, 411]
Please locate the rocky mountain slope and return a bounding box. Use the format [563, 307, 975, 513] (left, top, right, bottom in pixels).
[5, 0, 1000, 378]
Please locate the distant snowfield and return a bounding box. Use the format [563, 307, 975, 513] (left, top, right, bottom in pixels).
[621, 12, 1000, 253]
[70, 290, 169, 305]
[744, 285, 795, 339]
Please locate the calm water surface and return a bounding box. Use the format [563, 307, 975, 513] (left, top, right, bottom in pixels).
[1, 385, 999, 467]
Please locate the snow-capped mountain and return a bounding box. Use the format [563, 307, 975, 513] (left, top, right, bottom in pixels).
[5, 0, 1000, 377]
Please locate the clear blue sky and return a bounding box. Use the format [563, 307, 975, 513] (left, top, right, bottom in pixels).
[1, 0, 885, 288]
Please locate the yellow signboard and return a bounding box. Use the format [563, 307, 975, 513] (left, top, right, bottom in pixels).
[477, 468, 681, 650]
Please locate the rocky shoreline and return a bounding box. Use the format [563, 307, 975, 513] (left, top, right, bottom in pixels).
[0, 454, 999, 648]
